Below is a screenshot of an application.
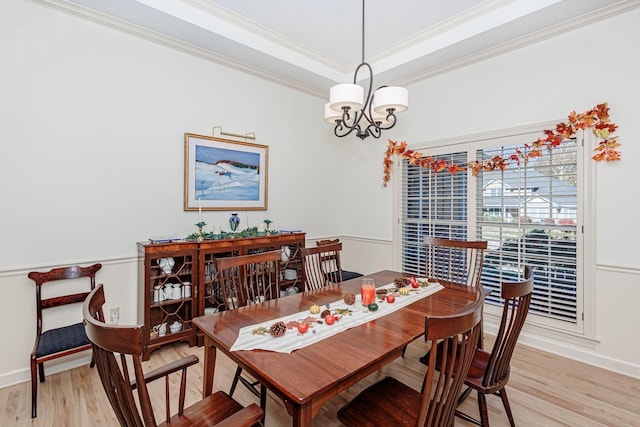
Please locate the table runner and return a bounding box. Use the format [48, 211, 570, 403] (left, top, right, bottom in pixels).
[230, 280, 444, 353]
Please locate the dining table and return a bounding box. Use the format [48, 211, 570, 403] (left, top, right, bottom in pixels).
[192, 269, 482, 427]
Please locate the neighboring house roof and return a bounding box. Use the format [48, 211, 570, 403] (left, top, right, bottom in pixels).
[482, 168, 576, 210]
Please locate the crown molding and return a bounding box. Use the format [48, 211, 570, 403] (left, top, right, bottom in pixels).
[28, 0, 327, 97]
[27, 0, 640, 99]
[394, 0, 640, 87]
[183, 0, 346, 72]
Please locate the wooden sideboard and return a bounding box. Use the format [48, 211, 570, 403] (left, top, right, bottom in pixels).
[137, 233, 305, 359]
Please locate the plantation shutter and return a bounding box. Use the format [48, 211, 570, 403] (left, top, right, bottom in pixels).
[400, 152, 468, 276]
[476, 140, 578, 323]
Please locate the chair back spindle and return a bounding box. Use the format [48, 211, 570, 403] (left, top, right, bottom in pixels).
[301, 242, 344, 290]
[83, 284, 263, 427]
[424, 237, 487, 288]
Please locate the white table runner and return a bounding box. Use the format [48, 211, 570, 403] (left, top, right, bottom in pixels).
[230, 280, 444, 353]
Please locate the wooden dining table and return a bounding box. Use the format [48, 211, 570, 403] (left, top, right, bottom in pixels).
[192, 269, 482, 427]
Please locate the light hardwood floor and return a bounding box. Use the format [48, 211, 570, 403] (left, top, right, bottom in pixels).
[2, 338, 639, 426]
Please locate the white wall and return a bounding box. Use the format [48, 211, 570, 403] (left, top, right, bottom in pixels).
[0, 0, 343, 387]
[2, 0, 639, 388]
[342, 7, 640, 377]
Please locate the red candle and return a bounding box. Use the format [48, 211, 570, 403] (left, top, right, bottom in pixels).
[361, 278, 376, 306]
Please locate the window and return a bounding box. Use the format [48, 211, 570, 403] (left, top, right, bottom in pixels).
[401, 152, 468, 273]
[399, 127, 584, 333]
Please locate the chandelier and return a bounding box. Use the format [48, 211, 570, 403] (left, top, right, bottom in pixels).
[324, 0, 408, 140]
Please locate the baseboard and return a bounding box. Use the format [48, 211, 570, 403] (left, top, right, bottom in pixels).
[0, 354, 93, 389]
[484, 321, 640, 380]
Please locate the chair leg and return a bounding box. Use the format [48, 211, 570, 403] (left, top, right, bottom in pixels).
[38, 363, 45, 382]
[457, 385, 473, 406]
[229, 366, 242, 397]
[401, 344, 407, 357]
[259, 384, 267, 424]
[498, 388, 515, 427]
[477, 392, 490, 427]
[31, 360, 38, 418]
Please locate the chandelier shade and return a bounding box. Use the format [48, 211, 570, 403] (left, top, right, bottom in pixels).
[373, 86, 408, 114]
[325, 0, 408, 140]
[324, 103, 343, 123]
[329, 83, 364, 111]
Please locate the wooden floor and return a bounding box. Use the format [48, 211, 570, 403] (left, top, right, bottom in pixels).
[2, 337, 639, 426]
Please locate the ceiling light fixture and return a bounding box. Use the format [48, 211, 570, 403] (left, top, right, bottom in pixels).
[324, 0, 408, 140]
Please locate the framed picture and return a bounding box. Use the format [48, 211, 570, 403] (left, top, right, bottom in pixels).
[184, 133, 268, 211]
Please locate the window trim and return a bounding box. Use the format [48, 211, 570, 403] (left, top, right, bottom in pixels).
[392, 121, 597, 339]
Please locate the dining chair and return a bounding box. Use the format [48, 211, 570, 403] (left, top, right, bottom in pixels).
[455, 266, 534, 427]
[337, 288, 485, 427]
[28, 263, 102, 418]
[412, 236, 488, 360]
[82, 283, 263, 427]
[215, 250, 281, 420]
[424, 236, 487, 289]
[300, 241, 344, 291]
[315, 239, 363, 281]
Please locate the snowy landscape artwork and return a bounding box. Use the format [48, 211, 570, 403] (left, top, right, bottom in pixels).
[184, 134, 268, 210]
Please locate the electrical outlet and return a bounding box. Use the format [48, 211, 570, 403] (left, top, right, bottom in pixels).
[109, 306, 120, 325]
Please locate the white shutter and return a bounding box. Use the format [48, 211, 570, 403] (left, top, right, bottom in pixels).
[400, 152, 468, 276]
[476, 140, 578, 323]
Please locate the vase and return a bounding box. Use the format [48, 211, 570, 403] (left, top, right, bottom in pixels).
[229, 213, 240, 231]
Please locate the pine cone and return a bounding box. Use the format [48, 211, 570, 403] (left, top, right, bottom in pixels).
[394, 277, 410, 288]
[269, 321, 287, 337]
[343, 292, 356, 305]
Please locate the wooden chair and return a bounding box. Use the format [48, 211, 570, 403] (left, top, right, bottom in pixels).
[28, 263, 102, 418]
[315, 239, 363, 281]
[424, 237, 487, 289]
[82, 284, 263, 427]
[300, 241, 344, 290]
[337, 288, 485, 427]
[413, 237, 488, 360]
[455, 266, 534, 427]
[215, 250, 281, 420]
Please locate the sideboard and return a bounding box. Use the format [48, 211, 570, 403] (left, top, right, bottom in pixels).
[137, 232, 305, 359]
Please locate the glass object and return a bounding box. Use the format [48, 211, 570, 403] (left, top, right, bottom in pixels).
[361, 278, 376, 307]
[229, 213, 240, 231]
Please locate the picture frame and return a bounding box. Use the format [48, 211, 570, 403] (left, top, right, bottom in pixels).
[184, 133, 268, 211]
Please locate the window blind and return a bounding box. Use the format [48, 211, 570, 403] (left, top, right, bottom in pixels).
[401, 152, 468, 276]
[476, 140, 578, 323]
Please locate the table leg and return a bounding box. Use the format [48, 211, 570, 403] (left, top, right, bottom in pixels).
[291, 401, 313, 427]
[202, 336, 217, 397]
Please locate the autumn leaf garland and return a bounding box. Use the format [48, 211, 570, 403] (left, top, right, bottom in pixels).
[382, 102, 620, 187]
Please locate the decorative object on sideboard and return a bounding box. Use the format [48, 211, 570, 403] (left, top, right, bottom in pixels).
[257, 222, 266, 236]
[229, 213, 240, 231]
[195, 221, 207, 242]
[264, 219, 272, 235]
[324, 0, 407, 140]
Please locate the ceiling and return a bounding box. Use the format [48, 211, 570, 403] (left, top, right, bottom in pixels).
[34, 0, 637, 97]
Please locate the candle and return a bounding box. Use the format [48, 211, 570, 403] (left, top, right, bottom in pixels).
[361, 278, 376, 306]
[257, 223, 266, 232]
[213, 224, 222, 234]
[198, 198, 202, 223]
